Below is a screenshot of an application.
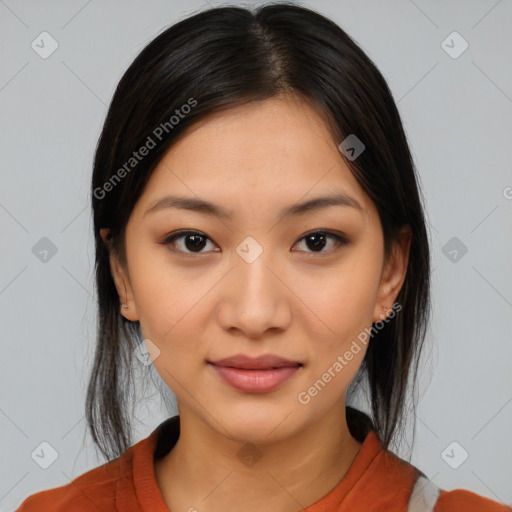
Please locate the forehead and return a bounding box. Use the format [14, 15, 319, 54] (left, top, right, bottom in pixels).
[133, 96, 373, 221]
[166, 95, 340, 175]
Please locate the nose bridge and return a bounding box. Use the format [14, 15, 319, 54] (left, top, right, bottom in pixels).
[217, 234, 290, 335]
[233, 234, 281, 301]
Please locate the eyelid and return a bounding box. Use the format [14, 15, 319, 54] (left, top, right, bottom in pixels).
[159, 229, 349, 255]
[295, 229, 349, 253]
[159, 229, 219, 257]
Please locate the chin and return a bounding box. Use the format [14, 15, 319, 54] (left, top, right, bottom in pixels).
[211, 402, 303, 445]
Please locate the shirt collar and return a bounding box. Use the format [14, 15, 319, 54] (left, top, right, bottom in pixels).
[117, 415, 400, 511]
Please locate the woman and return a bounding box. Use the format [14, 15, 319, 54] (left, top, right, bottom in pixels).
[16, 3, 511, 511]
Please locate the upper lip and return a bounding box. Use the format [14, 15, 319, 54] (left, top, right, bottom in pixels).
[208, 354, 302, 370]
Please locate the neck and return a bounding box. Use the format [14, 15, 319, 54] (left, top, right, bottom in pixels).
[155, 402, 364, 512]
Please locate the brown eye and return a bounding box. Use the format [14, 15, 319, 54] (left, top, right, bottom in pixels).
[161, 231, 219, 254]
[160, 229, 348, 256]
[294, 231, 349, 254]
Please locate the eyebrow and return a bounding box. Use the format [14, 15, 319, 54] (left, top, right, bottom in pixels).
[143, 191, 365, 220]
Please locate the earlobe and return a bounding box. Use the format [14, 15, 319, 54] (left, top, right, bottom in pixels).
[372, 228, 411, 323]
[99, 228, 139, 322]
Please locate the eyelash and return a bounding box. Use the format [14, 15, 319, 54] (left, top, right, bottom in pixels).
[159, 230, 349, 257]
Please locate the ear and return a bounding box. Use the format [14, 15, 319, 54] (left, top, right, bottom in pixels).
[372, 227, 411, 323]
[100, 228, 139, 322]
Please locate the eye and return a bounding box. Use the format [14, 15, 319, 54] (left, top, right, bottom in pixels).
[293, 230, 349, 254]
[160, 230, 219, 255]
[160, 229, 348, 256]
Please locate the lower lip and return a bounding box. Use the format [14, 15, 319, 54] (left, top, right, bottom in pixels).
[209, 364, 301, 393]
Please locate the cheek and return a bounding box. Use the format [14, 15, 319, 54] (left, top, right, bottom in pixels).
[298, 254, 382, 341]
[290, 258, 383, 398]
[127, 243, 210, 348]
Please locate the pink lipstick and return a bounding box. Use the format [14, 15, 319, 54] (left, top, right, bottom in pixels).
[208, 354, 302, 393]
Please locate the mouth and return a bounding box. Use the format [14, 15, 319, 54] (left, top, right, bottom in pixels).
[208, 353, 303, 370]
[207, 354, 303, 393]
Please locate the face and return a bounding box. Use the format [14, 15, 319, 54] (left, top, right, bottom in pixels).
[103, 95, 410, 444]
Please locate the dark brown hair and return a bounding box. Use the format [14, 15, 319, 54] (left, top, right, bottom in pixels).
[87, 2, 431, 461]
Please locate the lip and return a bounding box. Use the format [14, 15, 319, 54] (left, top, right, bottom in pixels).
[209, 354, 302, 370]
[208, 354, 302, 393]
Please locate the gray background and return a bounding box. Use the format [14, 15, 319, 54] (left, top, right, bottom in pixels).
[1, 0, 511, 510]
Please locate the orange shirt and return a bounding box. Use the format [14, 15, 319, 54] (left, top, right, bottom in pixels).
[15, 415, 511, 511]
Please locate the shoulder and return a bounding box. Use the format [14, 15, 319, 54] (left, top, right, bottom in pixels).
[435, 488, 512, 512]
[408, 474, 511, 512]
[14, 449, 134, 511]
[363, 437, 511, 512]
[15, 415, 179, 511]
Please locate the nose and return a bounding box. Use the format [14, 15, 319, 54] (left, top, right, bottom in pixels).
[216, 243, 292, 339]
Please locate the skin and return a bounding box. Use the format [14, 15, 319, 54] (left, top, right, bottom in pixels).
[100, 95, 411, 512]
